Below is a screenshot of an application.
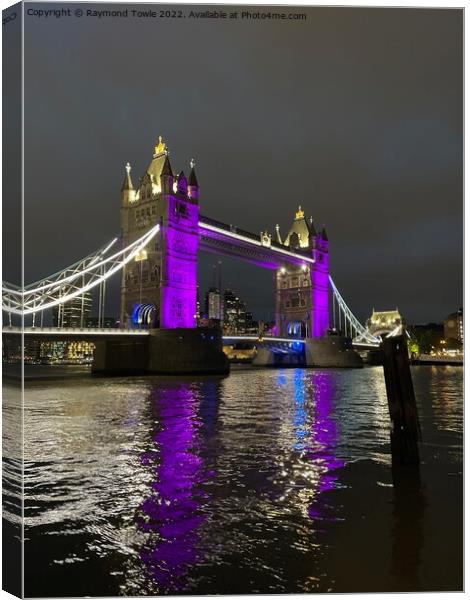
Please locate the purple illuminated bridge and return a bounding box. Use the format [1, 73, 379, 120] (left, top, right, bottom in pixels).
[2, 138, 382, 348]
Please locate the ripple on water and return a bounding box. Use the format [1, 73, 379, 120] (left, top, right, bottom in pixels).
[1, 366, 461, 595]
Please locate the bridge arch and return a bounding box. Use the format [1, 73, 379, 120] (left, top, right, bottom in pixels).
[287, 321, 307, 338]
[132, 303, 158, 328]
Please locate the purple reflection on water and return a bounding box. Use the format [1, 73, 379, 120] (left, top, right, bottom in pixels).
[290, 369, 344, 501]
[309, 370, 345, 494]
[137, 382, 217, 590]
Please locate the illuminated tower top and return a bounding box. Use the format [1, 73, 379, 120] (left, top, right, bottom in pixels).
[121, 162, 134, 191]
[283, 205, 316, 250]
[121, 162, 136, 204]
[147, 135, 174, 188]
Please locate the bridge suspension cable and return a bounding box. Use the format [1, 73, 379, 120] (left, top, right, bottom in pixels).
[2, 224, 160, 316]
[329, 276, 381, 345]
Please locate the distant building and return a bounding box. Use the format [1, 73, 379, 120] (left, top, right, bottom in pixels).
[22, 339, 95, 365]
[366, 309, 404, 338]
[223, 289, 248, 334]
[205, 287, 223, 322]
[53, 292, 92, 328]
[244, 311, 258, 334]
[444, 309, 463, 343]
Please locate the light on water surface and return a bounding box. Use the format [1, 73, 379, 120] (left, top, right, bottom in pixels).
[2, 365, 461, 595]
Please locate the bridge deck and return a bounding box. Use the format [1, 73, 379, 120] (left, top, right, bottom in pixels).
[4, 328, 379, 348]
[199, 215, 315, 268]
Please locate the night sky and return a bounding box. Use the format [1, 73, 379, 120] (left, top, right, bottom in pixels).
[15, 5, 463, 323]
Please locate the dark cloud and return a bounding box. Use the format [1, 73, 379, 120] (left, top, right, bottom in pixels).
[18, 5, 462, 323]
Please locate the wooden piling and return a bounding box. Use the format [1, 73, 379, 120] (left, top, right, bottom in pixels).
[382, 335, 421, 466]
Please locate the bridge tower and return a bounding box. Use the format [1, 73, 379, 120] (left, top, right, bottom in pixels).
[120, 137, 199, 329]
[275, 207, 329, 338]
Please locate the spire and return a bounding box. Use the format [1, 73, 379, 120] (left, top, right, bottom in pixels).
[275, 224, 282, 244]
[189, 158, 199, 187]
[284, 205, 312, 249]
[321, 225, 328, 241]
[154, 135, 167, 157]
[160, 153, 173, 176]
[188, 158, 199, 201]
[177, 170, 188, 194]
[121, 162, 134, 191]
[309, 216, 317, 236]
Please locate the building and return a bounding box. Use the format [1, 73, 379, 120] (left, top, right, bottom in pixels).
[52, 292, 92, 328]
[120, 136, 199, 329]
[20, 339, 95, 365]
[223, 289, 248, 334]
[205, 287, 223, 323]
[444, 309, 463, 343]
[275, 206, 329, 338]
[366, 309, 404, 338]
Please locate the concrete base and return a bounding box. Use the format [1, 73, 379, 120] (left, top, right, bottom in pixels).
[305, 336, 363, 368]
[92, 338, 149, 374]
[92, 327, 229, 375]
[252, 347, 304, 368]
[147, 328, 229, 374]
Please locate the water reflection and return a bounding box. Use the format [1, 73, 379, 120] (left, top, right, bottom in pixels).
[15, 366, 462, 596]
[137, 381, 218, 591]
[277, 369, 345, 524]
[309, 371, 345, 494]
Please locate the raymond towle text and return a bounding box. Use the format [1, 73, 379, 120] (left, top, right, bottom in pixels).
[25, 7, 308, 20]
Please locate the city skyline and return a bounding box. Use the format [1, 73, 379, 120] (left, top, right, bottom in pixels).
[5, 6, 462, 324]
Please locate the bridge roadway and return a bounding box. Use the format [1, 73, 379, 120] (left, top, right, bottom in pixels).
[3, 327, 378, 350]
[3, 327, 303, 346]
[3, 326, 149, 342]
[198, 215, 315, 268]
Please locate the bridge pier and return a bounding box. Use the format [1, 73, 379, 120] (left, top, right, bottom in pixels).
[250, 335, 363, 368]
[304, 335, 363, 368]
[92, 327, 229, 375]
[252, 347, 305, 368]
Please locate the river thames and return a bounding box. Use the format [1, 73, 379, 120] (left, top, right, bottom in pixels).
[4, 365, 463, 595]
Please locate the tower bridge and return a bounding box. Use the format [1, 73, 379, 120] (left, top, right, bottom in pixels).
[2, 136, 386, 373]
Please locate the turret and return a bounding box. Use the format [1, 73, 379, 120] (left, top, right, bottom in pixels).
[188, 158, 199, 201]
[121, 162, 136, 204]
[148, 136, 174, 194]
[283, 205, 314, 250]
[176, 171, 188, 195]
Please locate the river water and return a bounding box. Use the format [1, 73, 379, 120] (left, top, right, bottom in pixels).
[4, 365, 463, 595]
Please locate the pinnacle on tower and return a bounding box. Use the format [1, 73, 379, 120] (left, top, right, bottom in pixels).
[177, 171, 188, 194]
[121, 162, 134, 191]
[154, 135, 167, 157]
[309, 216, 317, 236]
[321, 225, 329, 241]
[160, 153, 173, 176]
[189, 158, 199, 187]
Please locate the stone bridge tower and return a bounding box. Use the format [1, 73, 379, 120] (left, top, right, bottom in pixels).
[120, 137, 199, 328]
[275, 206, 329, 338]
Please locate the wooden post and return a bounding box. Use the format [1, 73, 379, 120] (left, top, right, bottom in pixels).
[382, 335, 421, 466]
